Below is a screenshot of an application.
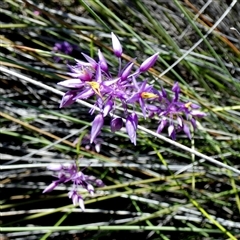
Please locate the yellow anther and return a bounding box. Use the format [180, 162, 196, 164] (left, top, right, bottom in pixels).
[141, 92, 158, 99]
[185, 102, 192, 108]
[87, 82, 102, 97]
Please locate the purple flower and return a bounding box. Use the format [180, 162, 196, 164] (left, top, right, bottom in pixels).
[54, 41, 73, 54]
[157, 83, 206, 139]
[57, 32, 205, 144]
[43, 163, 104, 211]
[53, 41, 74, 62]
[139, 52, 159, 72]
[127, 80, 158, 118]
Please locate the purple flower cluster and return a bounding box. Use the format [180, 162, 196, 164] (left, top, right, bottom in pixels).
[57, 33, 206, 144]
[53, 41, 74, 62]
[43, 163, 104, 210]
[155, 82, 206, 140]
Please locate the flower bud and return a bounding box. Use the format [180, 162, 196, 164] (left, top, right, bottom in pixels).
[139, 52, 159, 72]
[111, 32, 123, 57]
[98, 49, 108, 72]
[110, 117, 123, 132]
[121, 62, 134, 81]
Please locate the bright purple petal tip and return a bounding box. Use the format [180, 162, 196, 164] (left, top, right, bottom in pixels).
[98, 49, 108, 72]
[139, 52, 159, 72]
[43, 181, 59, 193]
[111, 32, 123, 58]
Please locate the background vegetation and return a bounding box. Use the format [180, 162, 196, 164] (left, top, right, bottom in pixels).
[1, 0, 240, 239]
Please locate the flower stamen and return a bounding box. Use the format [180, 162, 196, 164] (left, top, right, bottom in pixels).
[141, 92, 158, 99]
[87, 82, 102, 97]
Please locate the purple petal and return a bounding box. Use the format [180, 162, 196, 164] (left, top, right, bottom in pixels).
[146, 104, 159, 112]
[77, 69, 93, 81]
[183, 124, 191, 139]
[177, 116, 183, 127]
[121, 62, 134, 81]
[87, 184, 94, 195]
[74, 59, 94, 69]
[127, 93, 141, 103]
[95, 179, 105, 187]
[43, 181, 59, 193]
[139, 98, 146, 118]
[157, 118, 168, 133]
[79, 198, 85, 211]
[189, 103, 200, 109]
[172, 82, 180, 101]
[147, 104, 159, 118]
[191, 118, 197, 129]
[68, 190, 74, 199]
[62, 41, 73, 54]
[53, 43, 61, 51]
[71, 192, 79, 205]
[131, 113, 138, 129]
[98, 49, 108, 72]
[95, 142, 101, 153]
[139, 52, 159, 72]
[191, 110, 207, 118]
[95, 64, 102, 83]
[90, 114, 104, 143]
[59, 90, 78, 108]
[111, 32, 123, 57]
[126, 113, 138, 145]
[73, 88, 94, 100]
[62, 163, 75, 170]
[81, 53, 98, 69]
[161, 87, 167, 98]
[168, 124, 175, 139]
[110, 117, 123, 132]
[58, 79, 84, 88]
[103, 99, 114, 117]
[47, 164, 62, 171]
[139, 80, 147, 91]
[172, 82, 180, 93]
